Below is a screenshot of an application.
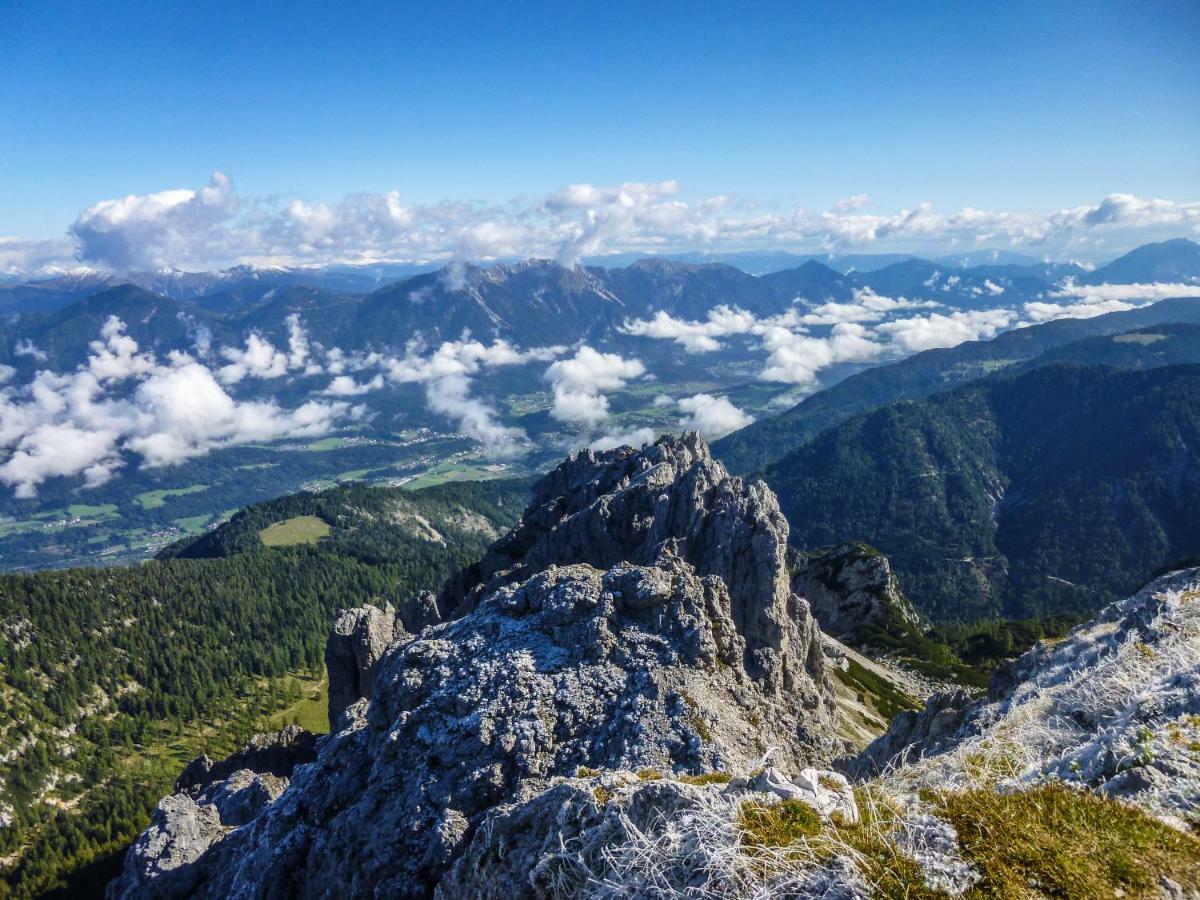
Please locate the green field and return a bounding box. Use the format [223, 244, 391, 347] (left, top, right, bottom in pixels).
[263, 677, 329, 733]
[67, 503, 119, 518]
[1113, 332, 1167, 345]
[305, 437, 344, 451]
[400, 459, 513, 490]
[135, 484, 209, 510]
[259, 515, 332, 546]
[174, 514, 213, 534]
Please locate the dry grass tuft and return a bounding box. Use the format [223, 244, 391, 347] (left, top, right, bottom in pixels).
[938, 783, 1200, 898]
[679, 772, 733, 786]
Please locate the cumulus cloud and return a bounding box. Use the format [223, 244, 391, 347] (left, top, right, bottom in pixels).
[219, 333, 292, 384]
[620, 306, 761, 352]
[796, 288, 940, 325]
[0, 318, 357, 497]
[70, 172, 238, 271]
[873, 309, 1019, 353]
[322, 374, 384, 396]
[758, 321, 887, 385]
[675, 393, 754, 439]
[543, 347, 646, 427]
[1022, 279, 1200, 323]
[382, 338, 564, 452]
[622, 306, 887, 388]
[12, 173, 1195, 277]
[13, 340, 47, 362]
[834, 193, 872, 212]
[589, 426, 656, 451]
[622, 285, 1101, 387]
[0, 236, 77, 279]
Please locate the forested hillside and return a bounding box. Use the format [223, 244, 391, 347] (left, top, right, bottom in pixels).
[0, 478, 528, 898]
[764, 363, 1200, 621]
[714, 299, 1200, 474]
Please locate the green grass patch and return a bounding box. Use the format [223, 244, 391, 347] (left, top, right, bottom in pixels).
[830, 789, 946, 899]
[401, 461, 511, 490]
[939, 784, 1200, 897]
[135, 484, 209, 510]
[1113, 332, 1167, 345]
[258, 515, 332, 547]
[67, 503, 119, 518]
[678, 772, 732, 786]
[305, 437, 344, 451]
[262, 676, 329, 734]
[738, 798, 822, 848]
[173, 514, 212, 534]
[833, 658, 920, 722]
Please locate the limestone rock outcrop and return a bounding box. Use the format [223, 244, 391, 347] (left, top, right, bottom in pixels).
[851, 566, 1200, 825]
[790, 541, 923, 644]
[110, 434, 841, 899]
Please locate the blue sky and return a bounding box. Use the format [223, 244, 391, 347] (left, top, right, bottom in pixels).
[1, 0, 1197, 269]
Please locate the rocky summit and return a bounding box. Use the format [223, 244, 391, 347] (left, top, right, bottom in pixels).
[110, 434, 843, 898]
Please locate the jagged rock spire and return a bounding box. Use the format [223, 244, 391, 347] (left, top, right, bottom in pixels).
[110, 434, 841, 899]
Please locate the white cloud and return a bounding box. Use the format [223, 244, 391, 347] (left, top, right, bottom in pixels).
[381, 338, 564, 452]
[13, 174, 1195, 276]
[676, 393, 754, 439]
[758, 321, 887, 385]
[13, 340, 47, 362]
[873, 309, 1019, 353]
[88, 316, 157, 382]
[0, 319, 357, 496]
[1072, 194, 1200, 229]
[219, 332, 291, 384]
[543, 346, 646, 427]
[0, 236, 77, 279]
[589, 426, 657, 452]
[834, 193, 872, 212]
[621, 306, 762, 352]
[70, 172, 238, 271]
[322, 374, 384, 396]
[1022, 279, 1200, 323]
[623, 305, 886, 388]
[797, 288, 940, 325]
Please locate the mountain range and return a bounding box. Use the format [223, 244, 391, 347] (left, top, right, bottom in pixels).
[762, 361, 1200, 621]
[3, 238, 1197, 329]
[713, 298, 1200, 473]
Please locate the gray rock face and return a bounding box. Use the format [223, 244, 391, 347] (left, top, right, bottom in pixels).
[790, 542, 923, 644]
[325, 603, 406, 724]
[111, 727, 316, 899]
[851, 567, 1200, 826]
[173, 724, 316, 795]
[847, 688, 975, 778]
[111, 434, 840, 899]
[444, 432, 825, 697]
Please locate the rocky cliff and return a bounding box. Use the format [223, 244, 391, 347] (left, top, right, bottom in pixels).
[111, 434, 842, 898]
[789, 541, 923, 644]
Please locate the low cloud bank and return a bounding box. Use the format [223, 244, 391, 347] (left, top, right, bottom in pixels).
[5, 173, 1197, 276]
[0, 317, 358, 497]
